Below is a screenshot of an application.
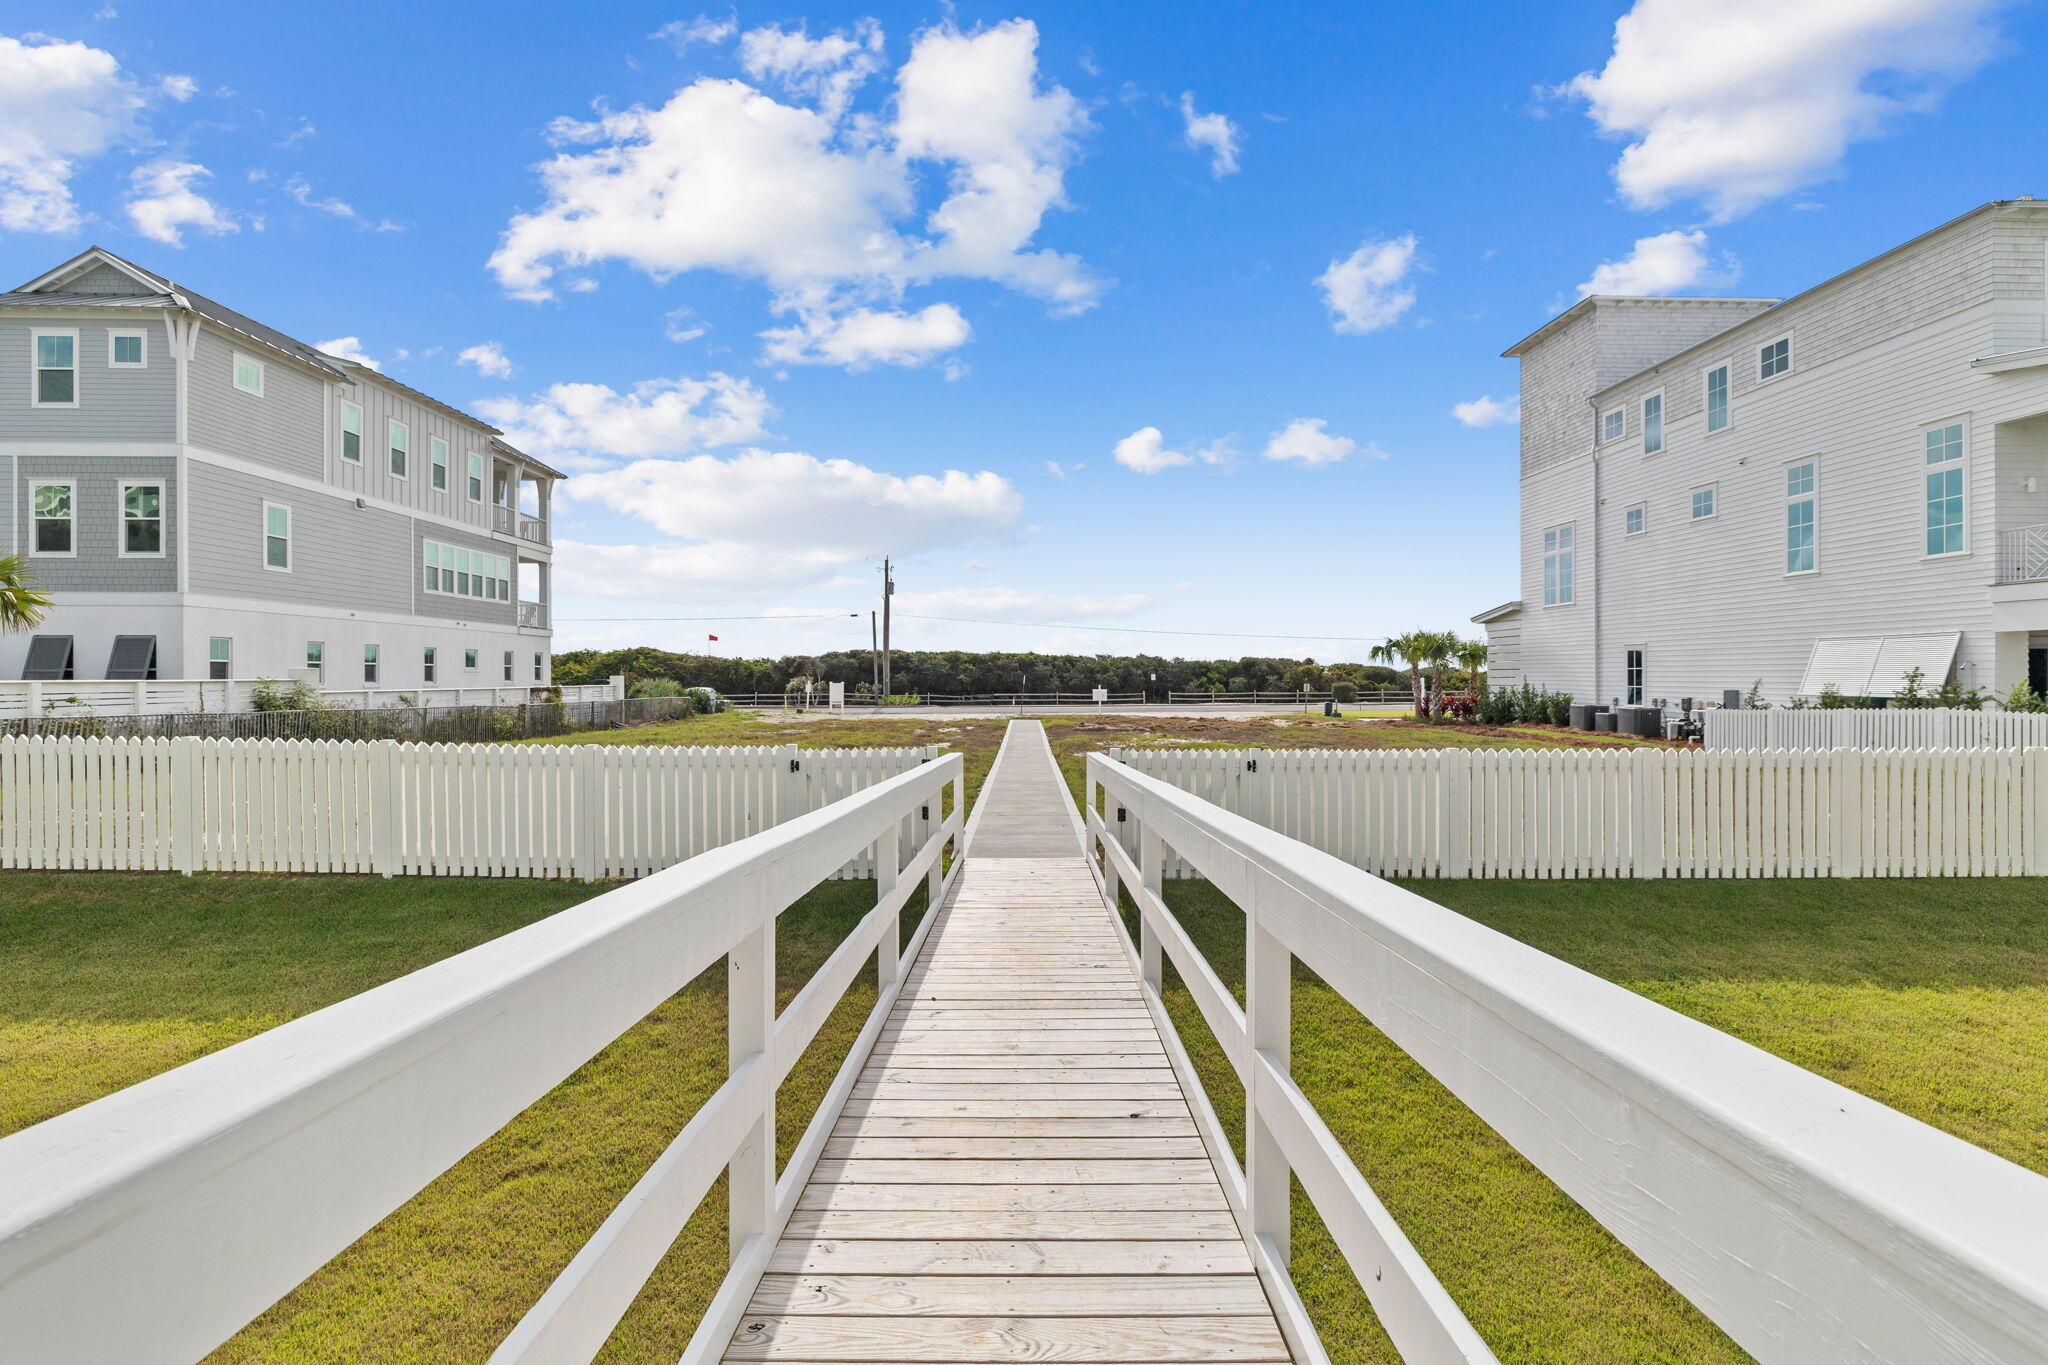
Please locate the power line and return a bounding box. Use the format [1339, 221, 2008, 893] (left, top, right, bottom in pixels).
[557, 613, 861, 622]
[554, 609, 1386, 645]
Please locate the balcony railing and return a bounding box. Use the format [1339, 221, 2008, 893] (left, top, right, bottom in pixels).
[492, 507, 550, 544]
[1996, 523, 2048, 584]
[517, 601, 547, 629]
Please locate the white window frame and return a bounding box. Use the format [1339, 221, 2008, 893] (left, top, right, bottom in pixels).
[28, 478, 77, 557]
[340, 401, 364, 462]
[1703, 363, 1731, 433]
[1923, 418, 1969, 559]
[466, 452, 484, 502]
[263, 501, 293, 572]
[1624, 503, 1646, 538]
[30, 328, 80, 409]
[1758, 333, 1792, 383]
[388, 420, 410, 479]
[423, 646, 438, 684]
[1598, 408, 1625, 444]
[503, 650, 514, 682]
[464, 648, 479, 672]
[118, 480, 165, 558]
[1641, 390, 1664, 455]
[108, 328, 148, 369]
[430, 436, 449, 491]
[533, 652, 544, 682]
[1785, 458, 1819, 576]
[1624, 647, 1646, 706]
[305, 640, 325, 683]
[363, 643, 380, 685]
[1541, 522, 1575, 607]
[1690, 483, 1719, 522]
[208, 636, 233, 681]
[232, 350, 266, 397]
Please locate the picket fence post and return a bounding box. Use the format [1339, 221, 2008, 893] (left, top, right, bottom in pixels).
[574, 745, 603, 883]
[171, 736, 200, 876]
[1829, 749, 1855, 877]
[2027, 748, 2048, 877]
[1438, 750, 1470, 877]
[1632, 749, 1662, 877]
[371, 740, 400, 879]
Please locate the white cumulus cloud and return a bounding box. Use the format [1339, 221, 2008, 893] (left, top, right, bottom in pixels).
[457, 341, 514, 378]
[1317, 234, 1419, 334]
[124, 160, 238, 245]
[653, 14, 738, 53]
[1452, 394, 1520, 428]
[1577, 228, 1732, 296]
[475, 372, 774, 470]
[0, 34, 150, 233]
[760, 302, 970, 369]
[489, 19, 1099, 371]
[1564, 0, 2003, 219]
[1179, 93, 1241, 177]
[1111, 426, 1234, 475]
[1262, 417, 1375, 466]
[282, 174, 400, 232]
[314, 336, 379, 369]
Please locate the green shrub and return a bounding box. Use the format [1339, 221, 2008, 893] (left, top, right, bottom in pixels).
[1331, 680, 1358, 705]
[248, 679, 323, 713]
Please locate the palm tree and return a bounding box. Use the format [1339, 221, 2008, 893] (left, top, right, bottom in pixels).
[1370, 631, 1436, 718]
[0, 555, 52, 635]
[1454, 639, 1489, 696]
[1412, 630, 1463, 719]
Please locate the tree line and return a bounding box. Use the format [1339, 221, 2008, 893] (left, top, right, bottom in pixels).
[551, 646, 1412, 697]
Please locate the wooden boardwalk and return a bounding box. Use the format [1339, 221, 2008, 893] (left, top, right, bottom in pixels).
[725, 722, 1290, 1363]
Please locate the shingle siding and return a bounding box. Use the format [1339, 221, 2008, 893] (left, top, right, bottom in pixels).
[13, 456, 178, 591]
[0, 318, 176, 442]
[185, 461, 413, 614]
[68, 263, 156, 296]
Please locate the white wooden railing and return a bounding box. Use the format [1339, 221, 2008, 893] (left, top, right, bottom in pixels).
[1106, 745, 2048, 878]
[1084, 752, 2048, 1365]
[1705, 707, 2048, 750]
[1996, 522, 2048, 583]
[0, 736, 938, 879]
[0, 676, 621, 720]
[0, 752, 966, 1365]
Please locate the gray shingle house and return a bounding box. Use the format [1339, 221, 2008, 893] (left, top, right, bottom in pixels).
[0, 247, 559, 690]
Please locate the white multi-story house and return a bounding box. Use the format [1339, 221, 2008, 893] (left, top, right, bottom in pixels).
[1479, 198, 2048, 707]
[0, 247, 560, 692]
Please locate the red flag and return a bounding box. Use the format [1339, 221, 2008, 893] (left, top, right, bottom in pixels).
[707, 634, 719, 641]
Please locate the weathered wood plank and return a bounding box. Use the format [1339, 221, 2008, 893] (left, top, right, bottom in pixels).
[794, 1182, 1232, 1213]
[840, 1099, 1194, 1119]
[811, 1159, 1216, 1185]
[834, 1116, 1197, 1137]
[782, 1209, 1240, 1241]
[823, 1135, 1210, 1160]
[746, 1272, 1271, 1316]
[765, 1238, 1254, 1275]
[724, 1314, 1290, 1361]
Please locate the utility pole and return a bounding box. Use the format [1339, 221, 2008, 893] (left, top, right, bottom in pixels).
[880, 558, 894, 704]
[870, 610, 879, 700]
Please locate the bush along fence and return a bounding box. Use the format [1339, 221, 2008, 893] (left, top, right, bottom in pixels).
[1704, 707, 2048, 751]
[0, 693, 697, 743]
[0, 737, 940, 880]
[1103, 745, 2048, 878]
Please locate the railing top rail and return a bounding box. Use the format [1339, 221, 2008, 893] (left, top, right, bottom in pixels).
[0, 752, 962, 1364]
[1087, 751, 2048, 1362]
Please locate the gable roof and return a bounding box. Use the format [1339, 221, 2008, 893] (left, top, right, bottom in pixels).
[1471, 601, 1521, 625]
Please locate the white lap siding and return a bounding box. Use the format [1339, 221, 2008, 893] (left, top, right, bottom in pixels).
[1518, 455, 1597, 698]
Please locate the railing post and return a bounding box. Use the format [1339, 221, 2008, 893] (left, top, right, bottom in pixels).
[876, 824, 902, 992]
[729, 917, 775, 1260]
[1246, 908, 1291, 1267]
[1138, 820, 1163, 990]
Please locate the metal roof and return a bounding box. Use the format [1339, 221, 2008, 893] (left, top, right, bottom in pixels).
[1470, 601, 1521, 624]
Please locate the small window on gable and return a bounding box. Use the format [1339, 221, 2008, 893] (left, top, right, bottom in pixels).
[109, 330, 147, 368]
[1600, 409, 1625, 443]
[1759, 336, 1790, 380]
[1642, 393, 1663, 454]
[233, 351, 265, 396]
[341, 401, 363, 461]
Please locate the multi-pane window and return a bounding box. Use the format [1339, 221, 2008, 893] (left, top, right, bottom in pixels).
[1691, 485, 1717, 520]
[1625, 648, 1644, 706]
[1600, 409, 1624, 443]
[389, 420, 409, 477]
[1705, 365, 1729, 432]
[421, 541, 512, 599]
[1642, 393, 1663, 454]
[209, 637, 232, 681]
[364, 643, 381, 684]
[233, 352, 265, 396]
[341, 402, 363, 461]
[424, 646, 438, 683]
[503, 650, 514, 682]
[464, 648, 479, 671]
[109, 331, 146, 367]
[1759, 337, 1790, 380]
[1624, 504, 1646, 537]
[467, 452, 484, 501]
[306, 641, 325, 682]
[533, 652, 544, 682]
[31, 481, 73, 553]
[122, 482, 163, 555]
[33, 332, 77, 406]
[1925, 422, 1965, 555]
[1786, 461, 1817, 574]
[264, 503, 292, 569]
[431, 436, 449, 490]
[1542, 523, 1575, 606]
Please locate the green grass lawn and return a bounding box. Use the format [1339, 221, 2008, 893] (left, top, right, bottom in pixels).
[0, 870, 922, 1364]
[1144, 875, 2048, 1364]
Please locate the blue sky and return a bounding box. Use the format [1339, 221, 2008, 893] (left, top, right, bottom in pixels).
[4, 0, 2044, 662]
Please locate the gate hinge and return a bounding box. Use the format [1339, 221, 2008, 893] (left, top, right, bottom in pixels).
[1245, 759, 1258, 772]
[1116, 807, 1127, 823]
[788, 758, 800, 773]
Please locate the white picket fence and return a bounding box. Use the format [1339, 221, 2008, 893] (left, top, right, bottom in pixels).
[1705, 707, 2048, 751]
[1104, 745, 2048, 878]
[0, 736, 939, 880]
[0, 676, 623, 720]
